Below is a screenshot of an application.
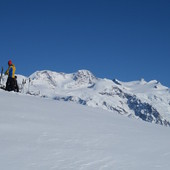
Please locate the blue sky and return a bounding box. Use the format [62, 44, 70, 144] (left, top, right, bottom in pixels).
[0, 0, 170, 87]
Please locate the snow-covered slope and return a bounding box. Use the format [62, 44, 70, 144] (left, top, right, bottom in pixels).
[0, 90, 170, 170]
[1, 69, 170, 126]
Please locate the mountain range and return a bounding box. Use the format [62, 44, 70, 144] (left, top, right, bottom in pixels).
[1, 69, 170, 126]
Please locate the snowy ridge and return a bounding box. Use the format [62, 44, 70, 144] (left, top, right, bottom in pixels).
[2, 69, 170, 126]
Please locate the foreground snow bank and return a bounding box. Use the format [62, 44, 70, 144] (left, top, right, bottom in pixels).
[0, 90, 170, 170]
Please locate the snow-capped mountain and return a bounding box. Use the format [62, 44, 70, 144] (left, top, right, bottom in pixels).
[2, 69, 170, 126]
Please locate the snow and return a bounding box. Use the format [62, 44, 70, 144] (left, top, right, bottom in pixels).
[0, 90, 170, 170]
[1, 69, 170, 126]
[120, 80, 170, 120]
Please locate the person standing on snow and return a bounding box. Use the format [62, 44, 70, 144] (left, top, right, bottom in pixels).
[5, 60, 16, 91]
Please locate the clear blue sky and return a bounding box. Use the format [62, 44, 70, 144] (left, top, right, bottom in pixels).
[0, 0, 170, 87]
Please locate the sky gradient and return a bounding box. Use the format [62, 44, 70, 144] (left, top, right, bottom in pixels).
[0, 0, 170, 87]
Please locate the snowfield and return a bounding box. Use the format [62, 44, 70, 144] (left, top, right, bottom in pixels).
[0, 90, 170, 170]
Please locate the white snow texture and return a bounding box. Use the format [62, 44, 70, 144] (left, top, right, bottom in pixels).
[0, 70, 170, 169]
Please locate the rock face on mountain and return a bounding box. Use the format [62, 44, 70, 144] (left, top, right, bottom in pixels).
[10, 70, 170, 126]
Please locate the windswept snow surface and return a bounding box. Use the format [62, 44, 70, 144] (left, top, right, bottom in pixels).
[0, 90, 170, 170]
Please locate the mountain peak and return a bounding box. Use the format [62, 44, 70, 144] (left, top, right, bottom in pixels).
[73, 70, 97, 85]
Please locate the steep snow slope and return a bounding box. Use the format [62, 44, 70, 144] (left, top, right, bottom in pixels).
[0, 90, 170, 170]
[1, 69, 170, 126]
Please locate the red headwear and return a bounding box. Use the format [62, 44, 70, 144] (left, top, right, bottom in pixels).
[8, 60, 12, 66]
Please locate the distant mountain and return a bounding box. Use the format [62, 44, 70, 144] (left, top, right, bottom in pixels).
[2, 69, 170, 126]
